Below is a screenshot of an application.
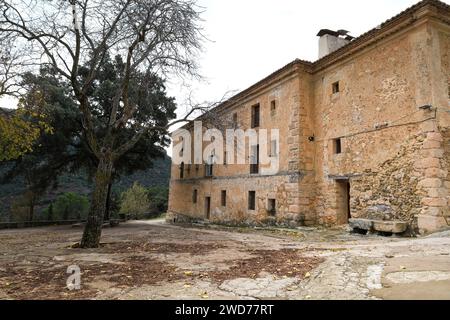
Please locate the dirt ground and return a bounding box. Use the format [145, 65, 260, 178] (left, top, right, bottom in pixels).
[0, 220, 449, 300]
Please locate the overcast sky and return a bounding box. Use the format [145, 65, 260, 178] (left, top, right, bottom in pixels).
[169, 0, 448, 107]
[1, 0, 448, 153]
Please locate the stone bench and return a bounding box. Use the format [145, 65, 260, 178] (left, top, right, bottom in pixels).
[349, 218, 408, 234]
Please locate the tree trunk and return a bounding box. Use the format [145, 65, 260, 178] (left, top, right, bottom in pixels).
[104, 182, 112, 221]
[81, 154, 113, 248]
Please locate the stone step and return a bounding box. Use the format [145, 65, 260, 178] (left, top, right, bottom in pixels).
[349, 218, 408, 234]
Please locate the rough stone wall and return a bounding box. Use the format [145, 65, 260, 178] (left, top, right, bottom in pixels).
[168, 11, 450, 233]
[311, 22, 450, 229]
[443, 129, 450, 221]
[439, 31, 449, 97]
[415, 23, 450, 233]
[350, 133, 425, 232]
[168, 73, 313, 227]
[297, 74, 317, 225]
[206, 175, 304, 227]
[415, 127, 449, 232]
[312, 27, 427, 226]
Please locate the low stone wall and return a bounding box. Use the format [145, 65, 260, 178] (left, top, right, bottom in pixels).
[166, 211, 203, 224]
[0, 220, 84, 230]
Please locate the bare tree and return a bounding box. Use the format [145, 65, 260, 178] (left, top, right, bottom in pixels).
[0, 0, 206, 247]
[0, 33, 26, 96]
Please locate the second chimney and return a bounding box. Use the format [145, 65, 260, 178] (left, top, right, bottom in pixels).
[317, 29, 354, 59]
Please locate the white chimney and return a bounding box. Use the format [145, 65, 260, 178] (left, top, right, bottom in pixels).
[317, 29, 354, 59]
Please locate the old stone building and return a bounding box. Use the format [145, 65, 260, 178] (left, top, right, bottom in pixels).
[168, 0, 450, 235]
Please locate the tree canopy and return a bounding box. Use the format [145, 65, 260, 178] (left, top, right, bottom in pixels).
[2, 55, 177, 221]
[0, 0, 204, 247]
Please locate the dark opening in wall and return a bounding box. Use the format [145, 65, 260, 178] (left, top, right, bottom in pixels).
[205, 197, 211, 219]
[205, 154, 214, 177]
[205, 164, 213, 177]
[270, 100, 277, 116]
[251, 104, 260, 128]
[332, 81, 340, 94]
[180, 162, 185, 179]
[232, 113, 238, 129]
[192, 189, 198, 203]
[268, 199, 276, 216]
[336, 180, 351, 225]
[179, 137, 184, 157]
[221, 190, 227, 207]
[334, 138, 342, 154]
[248, 191, 256, 211]
[250, 145, 260, 174]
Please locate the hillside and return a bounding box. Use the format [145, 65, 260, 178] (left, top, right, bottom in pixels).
[0, 155, 172, 222]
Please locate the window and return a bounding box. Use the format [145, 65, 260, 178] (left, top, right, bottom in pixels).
[334, 138, 342, 154]
[270, 100, 277, 116]
[232, 113, 238, 128]
[205, 197, 211, 219]
[221, 190, 227, 207]
[332, 81, 340, 94]
[205, 155, 214, 177]
[248, 191, 256, 211]
[205, 163, 213, 177]
[270, 140, 278, 157]
[179, 137, 185, 157]
[268, 199, 276, 216]
[192, 189, 198, 203]
[180, 162, 185, 179]
[251, 104, 260, 128]
[250, 145, 259, 174]
[224, 151, 227, 166]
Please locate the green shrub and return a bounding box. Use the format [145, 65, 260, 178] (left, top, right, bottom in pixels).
[10, 195, 31, 222]
[147, 186, 169, 215]
[43, 192, 89, 221]
[119, 182, 150, 219]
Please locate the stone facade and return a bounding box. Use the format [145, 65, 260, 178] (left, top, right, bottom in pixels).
[168, 0, 450, 234]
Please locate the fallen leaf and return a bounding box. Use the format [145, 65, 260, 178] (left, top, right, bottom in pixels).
[286, 286, 298, 291]
[184, 271, 193, 276]
[304, 272, 311, 278]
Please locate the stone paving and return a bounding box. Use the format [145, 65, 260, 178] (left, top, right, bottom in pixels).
[0, 220, 449, 300]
